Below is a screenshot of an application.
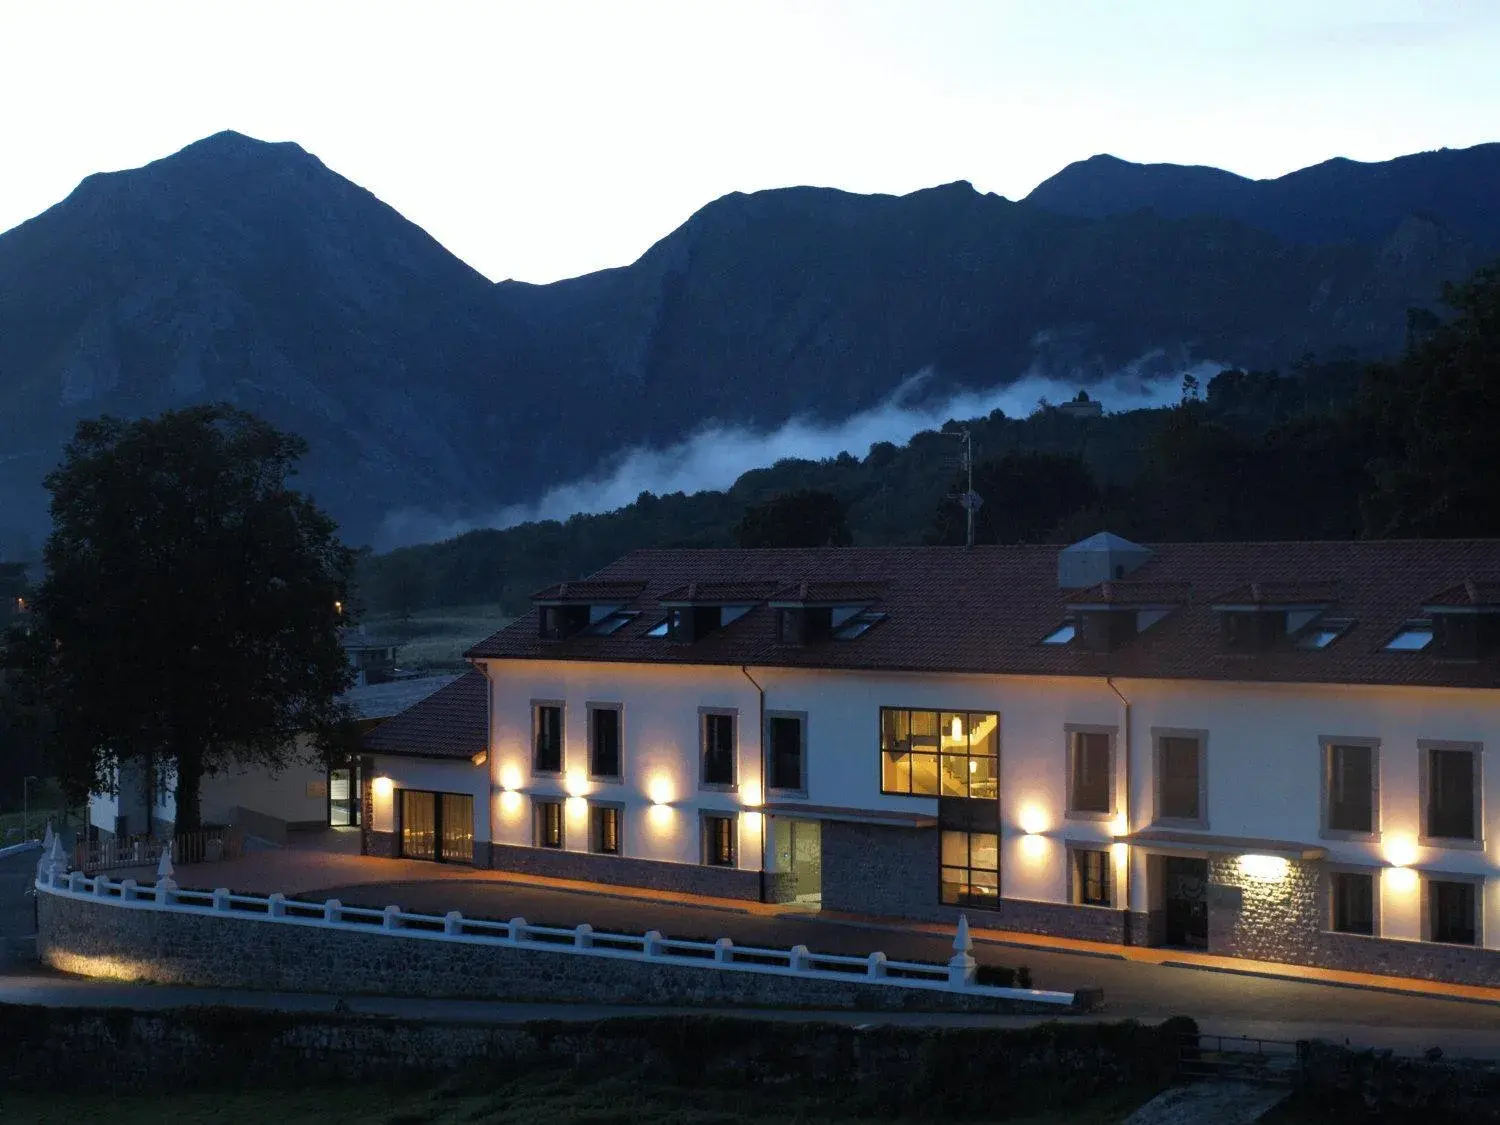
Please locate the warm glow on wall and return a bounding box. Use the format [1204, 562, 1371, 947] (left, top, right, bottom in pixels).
[1110, 841, 1129, 863]
[1238, 854, 1289, 882]
[740, 780, 762, 808]
[648, 775, 675, 806]
[500, 764, 523, 792]
[1018, 805, 1049, 836]
[499, 790, 523, 817]
[1385, 836, 1419, 868]
[647, 803, 675, 832]
[565, 795, 587, 818]
[1110, 811, 1129, 838]
[1385, 866, 1419, 895]
[372, 776, 393, 801]
[565, 769, 590, 797]
[1019, 833, 1050, 862]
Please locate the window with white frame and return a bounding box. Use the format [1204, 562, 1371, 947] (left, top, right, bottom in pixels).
[1322, 738, 1378, 838]
[589, 804, 621, 855]
[1422, 741, 1481, 844]
[534, 798, 564, 849]
[703, 813, 737, 866]
[1071, 847, 1112, 907]
[588, 703, 622, 780]
[533, 701, 564, 774]
[766, 712, 806, 793]
[700, 710, 737, 788]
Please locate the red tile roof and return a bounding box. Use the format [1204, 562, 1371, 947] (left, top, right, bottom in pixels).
[1209, 580, 1342, 607]
[361, 670, 488, 760]
[467, 541, 1500, 690]
[1424, 581, 1500, 608]
[530, 580, 647, 603]
[769, 580, 889, 605]
[656, 581, 784, 604]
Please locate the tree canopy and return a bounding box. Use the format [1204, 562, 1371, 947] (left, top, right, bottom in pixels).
[12, 405, 357, 830]
[734, 489, 853, 549]
[927, 452, 1100, 546]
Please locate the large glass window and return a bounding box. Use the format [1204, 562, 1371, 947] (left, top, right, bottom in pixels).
[1156, 734, 1204, 824]
[882, 708, 999, 798]
[533, 703, 563, 774]
[1068, 730, 1112, 816]
[589, 705, 622, 779]
[1429, 879, 1478, 945]
[1325, 742, 1376, 835]
[1073, 848, 1112, 907]
[940, 830, 998, 906]
[590, 805, 621, 855]
[702, 712, 736, 787]
[440, 793, 474, 863]
[400, 790, 435, 860]
[1330, 871, 1374, 935]
[768, 714, 805, 791]
[1425, 746, 1478, 842]
[400, 790, 472, 864]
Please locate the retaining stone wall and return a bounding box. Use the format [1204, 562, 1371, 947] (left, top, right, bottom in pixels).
[1206, 856, 1500, 987]
[36, 892, 1055, 1014]
[488, 843, 762, 900]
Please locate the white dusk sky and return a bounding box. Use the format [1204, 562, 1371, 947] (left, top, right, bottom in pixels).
[1, 0, 1497, 284]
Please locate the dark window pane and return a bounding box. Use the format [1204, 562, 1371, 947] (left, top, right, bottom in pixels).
[1159, 737, 1201, 820]
[537, 800, 564, 848]
[1331, 872, 1374, 935]
[534, 705, 562, 773]
[1428, 750, 1476, 840]
[591, 806, 620, 855]
[591, 708, 621, 777]
[769, 716, 803, 790]
[705, 815, 736, 866]
[1074, 849, 1111, 906]
[1431, 880, 1477, 945]
[703, 713, 735, 785]
[1327, 745, 1373, 834]
[1071, 732, 1112, 813]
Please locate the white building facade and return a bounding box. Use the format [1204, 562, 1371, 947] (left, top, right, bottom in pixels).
[361, 538, 1500, 985]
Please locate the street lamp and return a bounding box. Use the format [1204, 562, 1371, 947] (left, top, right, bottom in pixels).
[22, 775, 40, 842]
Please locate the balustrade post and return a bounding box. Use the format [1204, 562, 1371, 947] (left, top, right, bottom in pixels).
[643, 929, 665, 958]
[444, 910, 463, 936]
[324, 899, 342, 923]
[94, 875, 112, 898]
[714, 937, 733, 963]
[507, 916, 527, 942]
[574, 923, 593, 949]
[212, 888, 231, 912]
[120, 878, 138, 902]
[383, 905, 402, 931]
[947, 913, 977, 988]
[267, 892, 286, 918]
[867, 951, 888, 978]
[789, 944, 811, 972]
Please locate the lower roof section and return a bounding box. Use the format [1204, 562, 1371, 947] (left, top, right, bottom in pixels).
[1120, 827, 1328, 861]
[760, 801, 937, 829]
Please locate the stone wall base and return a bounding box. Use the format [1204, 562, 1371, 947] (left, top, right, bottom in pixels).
[489, 843, 763, 901]
[365, 830, 398, 859]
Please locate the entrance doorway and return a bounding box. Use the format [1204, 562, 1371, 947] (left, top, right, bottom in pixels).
[398, 790, 475, 864]
[1163, 856, 1209, 948]
[772, 818, 822, 904]
[328, 762, 361, 827]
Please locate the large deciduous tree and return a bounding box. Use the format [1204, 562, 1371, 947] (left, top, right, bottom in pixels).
[735, 489, 853, 549]
[14, 405, 356, 831]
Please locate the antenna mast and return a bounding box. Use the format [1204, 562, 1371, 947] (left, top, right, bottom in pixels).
[946, 428, 981, 548]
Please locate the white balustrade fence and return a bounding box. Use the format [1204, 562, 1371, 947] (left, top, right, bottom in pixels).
[32, 851, 1084, 1009]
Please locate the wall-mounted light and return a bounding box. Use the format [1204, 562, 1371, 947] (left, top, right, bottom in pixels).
[647, 803, 675, 832]
[565, 795, 587, 817]
[372, 776, 393, 801]
[499, 790, 523, 816]
[648, 775, 675, 806]
[1020, 834, 1049, 862]
[500, 764, 523, 792]
[565, 769, 589, 798]
[471, 750, 488, 767]
[740, 780, 762, 808]
[1385, 866, 1419, 894]
[1237, 854, 1289, 882]
[334, 600, 343, 616]
[1018, 805, 1049, 836]
[1384, 835, 1419, 869]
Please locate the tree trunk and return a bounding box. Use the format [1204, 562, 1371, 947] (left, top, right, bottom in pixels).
[173, 745, 203, 834]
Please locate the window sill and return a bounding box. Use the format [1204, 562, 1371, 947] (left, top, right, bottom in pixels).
[1149, 817, 1209, 831]
[1322, 927, 1382, 941]
[531, 768, 563, 779]
[699, 782, 739, 793]
[1320, 829, 1381, 843]
[767, 787, 809, 800]
[1419, 836, 1485, 851]
[588, 774, 623, 785]
[1064, 808, 1113, 822]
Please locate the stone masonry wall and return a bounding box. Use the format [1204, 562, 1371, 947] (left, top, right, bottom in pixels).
[1207, 855, 1500, 987]
[36, 892, 1063, 1014]
[820, 822, 1124, 941]
[489, 843, 762, 900]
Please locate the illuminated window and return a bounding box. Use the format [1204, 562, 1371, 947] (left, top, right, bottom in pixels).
[940, 830, 998, 906]
[703, 813, 736, 867]
[1072, 848, 1112, 907]
[881, 708, 998, 799]
[1041, 621, 1076, 645]
[1330, 871, 1374, 935]
[535, 799, 564, 849]
[644, 618, 670, 638]
[590, 805, 621, 855]
[533, 702, 563, 774]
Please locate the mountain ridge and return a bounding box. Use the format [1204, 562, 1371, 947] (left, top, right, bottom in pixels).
[0, 133, 1496, 555]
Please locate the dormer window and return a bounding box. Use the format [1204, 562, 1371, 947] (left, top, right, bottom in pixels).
[582, 608, 639, 637]
[538, 603, 590, 640]
[645, 617, 670, 638]
[1385, 621, 1434, 652]
[771, 581, 889, 645]
[1041, 621, 1076, 646]
[833, 609, 886, 639]
[1296, 618, 1353, 650]
[1210, 583, 1338, 655]
[531, 580, 647, 641]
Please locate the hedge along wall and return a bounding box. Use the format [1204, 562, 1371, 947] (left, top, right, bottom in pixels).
[0, 1003, 1191, 1118]
[35, 890, 1077, 1015]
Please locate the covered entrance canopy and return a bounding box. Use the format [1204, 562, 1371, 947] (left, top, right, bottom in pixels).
[1117, 828, 1327, 861]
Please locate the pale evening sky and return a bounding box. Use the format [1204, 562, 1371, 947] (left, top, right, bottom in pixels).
[1, 0, 1497, 284]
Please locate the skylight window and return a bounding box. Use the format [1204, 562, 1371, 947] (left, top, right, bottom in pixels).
[1296, 618, 1353, 650]
[644, 617, 670, 638]
[582, 610, 639, 637]
[1384, 621, 1434, 652]
[832, 610, 886, 640]
[1041, 622, 1076, 646]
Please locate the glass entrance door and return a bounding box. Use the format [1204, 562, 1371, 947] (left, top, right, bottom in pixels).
[398, 789, 473, 864]
[329, 762, 362, 827]
[440, 793, 474, 863]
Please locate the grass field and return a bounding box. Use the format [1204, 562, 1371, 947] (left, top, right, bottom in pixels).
[0, 1072, 1156, 1125]
[362, 603, 511, 672]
